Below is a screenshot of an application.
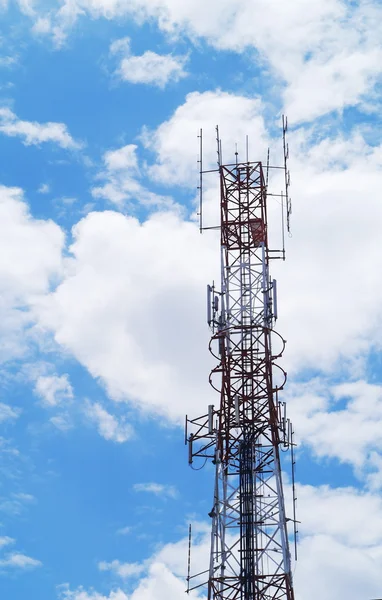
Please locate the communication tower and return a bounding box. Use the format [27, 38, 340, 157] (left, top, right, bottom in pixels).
[185, 118, 297, 600]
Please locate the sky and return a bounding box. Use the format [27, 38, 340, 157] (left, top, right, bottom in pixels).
[0, 1, 382, 599]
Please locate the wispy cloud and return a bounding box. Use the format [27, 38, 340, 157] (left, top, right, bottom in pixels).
[98, 559, 144, 578]
[0, 55, 18, 69]
[116, 526, 131, 536]
[38, 183, 50, 194]
[0, 552, 42, 569]
[50, 413, 73, 432]
[34, 374, 73, 407]
[0, 536, 14, 549]
[58, 583, 128, 600]
[85, 402, 134, 444]
[133, 482, 178, 499]
[0, 403, 21, 423]
[0, 491, 35, 515]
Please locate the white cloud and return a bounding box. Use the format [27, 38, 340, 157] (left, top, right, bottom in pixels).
[0, 491, 35, 515]
[0, 536, 14, 548]
[293, 483, 382, 600]
[110, 36, 187, 88]
[91, 144, 173, 208]
[0, 186, 63, 297]
[103, 144, 138, 172]
[34, 208, 217, 421]
[0, 552, 42, 569]
[58, 585, 128, 600]
[296, 483, 382, 548]
[16, 89, 380, 461]
[50, 412, 73, 431]
[0, 107, 82, 149]
[29, 1, 382, 119]
[284, 46, 382, 122]
[17, 0, 36, 16]
[34, 373, 73, 407]
[0, 403, 21, 423]
[38, 183, 50, 194]
[0, 185, 64, 363]
[116, 526, 131, 535]
[60, 552, 204, 600]
[143, 90, 268, 187]
[13, 492, 35, 503]
[62, 484, 382, 600]
[29, 91, 382, 430]
[128, 562, 204, 600]
[295, 534, 382, 600]
[286, 380, 382, 484]
[98, 560, 145, 578]
[84, 401, 134, 443]
[0, 56, 18, 68]
[32, 16, 53, 35]
[274, 131, 382, 374]
[133, 483, 178, 499]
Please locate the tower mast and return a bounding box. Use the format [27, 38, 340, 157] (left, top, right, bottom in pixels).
[186, 120, 296, 600]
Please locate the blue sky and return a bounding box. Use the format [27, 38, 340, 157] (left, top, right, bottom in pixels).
[0, 1, 382, 599]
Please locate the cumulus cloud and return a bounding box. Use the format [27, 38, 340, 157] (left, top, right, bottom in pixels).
[0, 107, 82, 149]
[285, 380, 382, 484]
[28, 1, 382, 120]
[28, 89, 382, 433]
[34, 208, 217, 421]
[142, 90, 268, 186]
[284, 46, 382, 122]
[293, 483, 382, 599]
[110, 37, 187, 88]
[274, 129, 382, 373]
[91, 144, 173, 208]
[79, 524, 210, 598]
[0, 185, 64, 363]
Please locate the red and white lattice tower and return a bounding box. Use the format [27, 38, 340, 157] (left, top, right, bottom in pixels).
[186, 119, 297, 600]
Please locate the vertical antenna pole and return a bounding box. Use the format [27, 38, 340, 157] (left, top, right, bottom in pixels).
[281, 190, 286, 261]
[197, 129, 203, 233]
[216, 126, 221, 167]
[282, 115, 292, 233]
[266, 147, 270, 189]
[187, 523, 192, 593]
[246, 135, 249, 163]
[290, 424, 298, 561]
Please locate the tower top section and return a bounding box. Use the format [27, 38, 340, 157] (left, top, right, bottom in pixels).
[197, 116, 292, 261]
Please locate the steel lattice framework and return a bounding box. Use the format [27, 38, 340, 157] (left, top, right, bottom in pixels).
[186, 126, 296, 600]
